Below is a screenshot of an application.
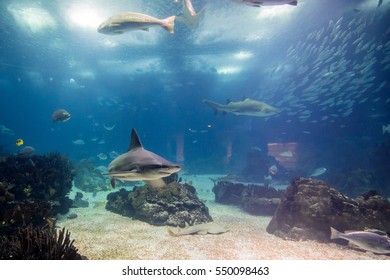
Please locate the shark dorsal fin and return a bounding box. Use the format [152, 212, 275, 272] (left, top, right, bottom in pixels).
[129, 128, 143, 151]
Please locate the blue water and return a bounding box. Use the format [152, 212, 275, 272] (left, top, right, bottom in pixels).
[0, 0, 389, 185]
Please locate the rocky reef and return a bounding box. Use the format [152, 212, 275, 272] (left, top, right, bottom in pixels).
[106, 182, 212, 227]
[266, 177, 390, 242]
[212, 181, 284, 216]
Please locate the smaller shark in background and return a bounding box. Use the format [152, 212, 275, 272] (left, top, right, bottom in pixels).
[202, 98, 278, 117]
[104, 128, 181, 187]
[176, 0, 206, 29]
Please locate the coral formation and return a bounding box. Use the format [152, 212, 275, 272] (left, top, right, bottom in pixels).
[213, 181, 284, 216]
[0, 198, 52, 235]
[106, 182, 212, 227]
[0, 225, 85, 260]
[0, 153, 74, 214]
[266, 177, 390, 242]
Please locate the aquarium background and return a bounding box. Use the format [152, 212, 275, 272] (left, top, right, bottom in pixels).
[0, 0, 389, 195]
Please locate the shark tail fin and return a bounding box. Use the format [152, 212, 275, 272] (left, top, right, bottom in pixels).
[202, 100, 223, 115]
[330, 227, 342, 240]
[161, 16, 176, 34]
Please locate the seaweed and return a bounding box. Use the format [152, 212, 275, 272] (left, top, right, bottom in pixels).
[0, 225, 85, 260]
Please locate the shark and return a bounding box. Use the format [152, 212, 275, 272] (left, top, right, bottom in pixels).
[104, 128, 181, 187]
[202, 98, 278, 117]
[168, 223, 228, 236]
[175, 0, 206, 29]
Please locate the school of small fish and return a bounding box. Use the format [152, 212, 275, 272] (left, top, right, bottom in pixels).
[255, 11, 390, 127]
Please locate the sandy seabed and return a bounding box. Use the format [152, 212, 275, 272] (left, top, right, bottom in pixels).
[57, 175, 390, 260]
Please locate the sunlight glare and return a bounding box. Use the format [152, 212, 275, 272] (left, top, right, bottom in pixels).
[233, 51, 253, 60]
[7, 5, 57, 33]
[66, 4, 104, 29]
[217, 67, 241, 75]
[256, 5, 295, 20]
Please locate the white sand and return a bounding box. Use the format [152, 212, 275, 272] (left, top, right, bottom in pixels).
[57, 175, 390, 260]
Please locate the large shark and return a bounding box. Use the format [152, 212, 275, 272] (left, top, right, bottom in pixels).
[104, 128, 181, 187]
[202, 98, 278, 117]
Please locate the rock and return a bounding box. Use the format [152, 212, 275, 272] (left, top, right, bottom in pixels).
[212, 181, 284, 216]
[266, 177, 390, 242]
[212, 181, 247, 205]
[71, 192, 89, 208]
[106, 182, 212, 227]
[242, 197, 281, 216]
[67, 213, 78, 219]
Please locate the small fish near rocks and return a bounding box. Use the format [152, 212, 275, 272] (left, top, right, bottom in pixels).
[330, 227, 390, 254]
[266, 177, 390, 243]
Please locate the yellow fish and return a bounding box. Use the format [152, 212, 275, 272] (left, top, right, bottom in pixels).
[16, 138, 24, 146]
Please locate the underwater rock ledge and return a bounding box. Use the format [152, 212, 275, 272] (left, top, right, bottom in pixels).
[266, 177, 390, 242]
[212, 181, 284, 216]
[106, 182, 212, 227]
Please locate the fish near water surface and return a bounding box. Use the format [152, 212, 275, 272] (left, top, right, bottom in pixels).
[176, 0, 206, 29]
[97, 12, 176, 35]
[104, 128, 181, 187]
[330, 227, 390, 254]
[202, 98, 278, 117]
[168, 223, 228, 236]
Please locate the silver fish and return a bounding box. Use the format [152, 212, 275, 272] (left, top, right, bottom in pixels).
[104, 128, 181, 187]
[97, 12, 175, 35]
[330, 227, 390, 254]
[309, 167, 327, 177]
[203, 98, 278, 117]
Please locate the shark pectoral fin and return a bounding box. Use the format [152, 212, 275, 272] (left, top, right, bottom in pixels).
[144, 178, 166, 187]
[198, 230, 208, 235]
[110, 178, 116, 188]
[142, 27, 149, 32]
